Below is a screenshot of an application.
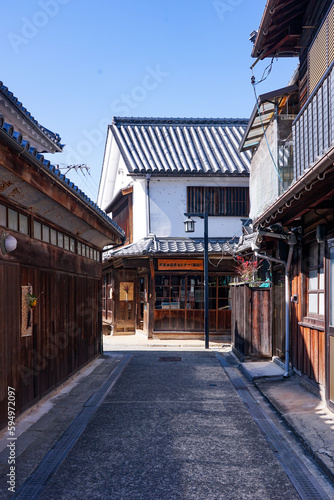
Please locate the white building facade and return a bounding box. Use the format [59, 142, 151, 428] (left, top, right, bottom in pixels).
[99, 117, 250, 339]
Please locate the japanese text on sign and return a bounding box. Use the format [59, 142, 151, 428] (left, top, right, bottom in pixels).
[158, 259, 204, 271]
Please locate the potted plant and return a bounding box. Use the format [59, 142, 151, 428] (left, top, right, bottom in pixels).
[233, 256, 262, 284]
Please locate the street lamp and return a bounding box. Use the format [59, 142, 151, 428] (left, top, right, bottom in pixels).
[184, 211, 209, 349]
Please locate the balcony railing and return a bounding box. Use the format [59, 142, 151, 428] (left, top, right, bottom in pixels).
[293, 62, 334, 180]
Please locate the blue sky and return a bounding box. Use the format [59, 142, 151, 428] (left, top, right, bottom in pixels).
[1, 0, 298, 202]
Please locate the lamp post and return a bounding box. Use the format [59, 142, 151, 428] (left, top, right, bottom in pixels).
[184, 211, 209, 349]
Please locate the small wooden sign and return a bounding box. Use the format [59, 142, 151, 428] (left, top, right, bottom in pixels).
[21, 285, 33, 337]
[120, 282, 134, 301]
[158, 259, 204, 271]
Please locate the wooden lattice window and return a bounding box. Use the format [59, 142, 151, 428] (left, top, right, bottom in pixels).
[187, 186, 249, 216]
[308, 3, 334, 95]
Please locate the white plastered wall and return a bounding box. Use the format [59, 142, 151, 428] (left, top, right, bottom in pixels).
[144, 176, 249, 239]
[249, 119, 279, 221]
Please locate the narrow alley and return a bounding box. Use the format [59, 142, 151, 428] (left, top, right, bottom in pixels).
[1, 338, 333, 499]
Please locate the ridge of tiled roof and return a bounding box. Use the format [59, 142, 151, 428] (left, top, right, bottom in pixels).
[110, 117, 251, 176]
[0, 82, 63, 151]
[112, 117, 249, 126]
[0, 116, 124, 238]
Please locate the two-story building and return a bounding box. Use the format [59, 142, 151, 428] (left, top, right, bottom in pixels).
[0, 82, 124, 429]
[238, 0, 334, 408]
[98, 117, 251, 340]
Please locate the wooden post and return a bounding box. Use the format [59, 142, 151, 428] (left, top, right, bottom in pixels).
[148, 258, 155, 338]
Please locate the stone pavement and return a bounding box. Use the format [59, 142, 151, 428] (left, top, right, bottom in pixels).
[239, 359, 334, 485]
[0, 353, 123, 499]
[0, 335, 333, 498]
[105, 335, 334, 486]
[17, 346, 300, 498]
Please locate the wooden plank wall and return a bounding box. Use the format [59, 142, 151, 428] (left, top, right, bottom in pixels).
[231, 284, 249, 355]
[0, 261, 101, 429]
[231, 284, 272, 358]
[154, 309, 231, 333]
[251, 288, 272, 356]
[297, 326, 326, 385]
[291, 253, 325, 386]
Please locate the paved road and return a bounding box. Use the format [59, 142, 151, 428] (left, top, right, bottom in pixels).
[35, 350, 299, 499]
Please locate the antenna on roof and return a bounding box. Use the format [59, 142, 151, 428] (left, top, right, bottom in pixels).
[249, 30, 258, 44]
[58, 164, 90, 175]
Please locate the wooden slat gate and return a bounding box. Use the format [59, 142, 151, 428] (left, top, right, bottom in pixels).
[231, 283, 272, 359]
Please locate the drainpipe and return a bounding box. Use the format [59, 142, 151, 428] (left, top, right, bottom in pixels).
[146, 174, 151, 234]
[283, 233, 297, 376]
[255, 232, 297, 377]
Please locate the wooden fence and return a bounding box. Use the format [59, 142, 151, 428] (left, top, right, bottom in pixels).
[231, 283, 272, 359]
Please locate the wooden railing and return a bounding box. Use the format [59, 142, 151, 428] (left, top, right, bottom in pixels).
[293, 62, 334, 180]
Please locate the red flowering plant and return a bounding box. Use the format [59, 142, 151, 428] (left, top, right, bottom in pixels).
[234, 256, 262, 283]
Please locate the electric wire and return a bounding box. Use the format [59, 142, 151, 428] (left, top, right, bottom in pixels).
[251, 58, 285, 192]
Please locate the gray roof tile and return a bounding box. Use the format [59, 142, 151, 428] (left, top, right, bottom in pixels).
[0, 119, 124, 238]
[0, 82, 63, 151]
[111, 117, 251, 176]
[104, 237, 232, 259]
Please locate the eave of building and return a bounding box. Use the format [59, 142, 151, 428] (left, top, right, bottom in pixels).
[253, 144, 334, 228]
[240, 84, 298, 152]
[0, 124, 125, 248]
[251, 0, 312, 59]
[0, 83, 63, 153]
[105, 185, 133, 214]
[103, 237, 233, 261]
[110, 117, 251, 176]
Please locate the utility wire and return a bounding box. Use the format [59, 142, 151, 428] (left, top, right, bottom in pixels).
[251, 60, 285, 192]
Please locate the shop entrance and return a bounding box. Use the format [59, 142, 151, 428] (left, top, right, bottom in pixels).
[154, 273, 232, 333]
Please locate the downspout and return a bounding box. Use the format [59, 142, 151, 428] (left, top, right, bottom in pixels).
[255, 232, 297, 377]
[284, 236, 296, 377]
[146, 174, 151, 234]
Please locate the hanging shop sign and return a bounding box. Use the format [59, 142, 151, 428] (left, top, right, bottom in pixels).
[158, 259, 204, 271]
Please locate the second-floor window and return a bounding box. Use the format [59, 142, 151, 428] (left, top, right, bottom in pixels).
[187, 186, 249, 216]
[308, 2, 334, 95]
[307, 243, 324, 317]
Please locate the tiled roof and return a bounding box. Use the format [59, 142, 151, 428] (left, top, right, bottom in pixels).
[0, 82, 63, 152]
[0, 118, 125, 238]
[104, 237, 232, 259]
[110, 117, 251, 175]
[234, 232, 259, 254]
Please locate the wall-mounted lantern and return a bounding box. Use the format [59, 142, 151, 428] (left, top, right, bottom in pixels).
[0, 231, 17, 255]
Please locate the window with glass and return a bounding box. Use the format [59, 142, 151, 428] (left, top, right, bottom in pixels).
[187, 275, 203, 310]
[42, 225, 50, 243]
[8, 208, 18, 231]
[0, 201, 100, 260]
[155, 274, 233, 310]
[34, 221, 42, 240]
[307, 243, 324, 316]
[0, 204, 29, 234]
[50, 228, 57, 246]
[19, 214, 29, 234]
[70, 238, 76, 253]
[209, 275, 232, 310]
